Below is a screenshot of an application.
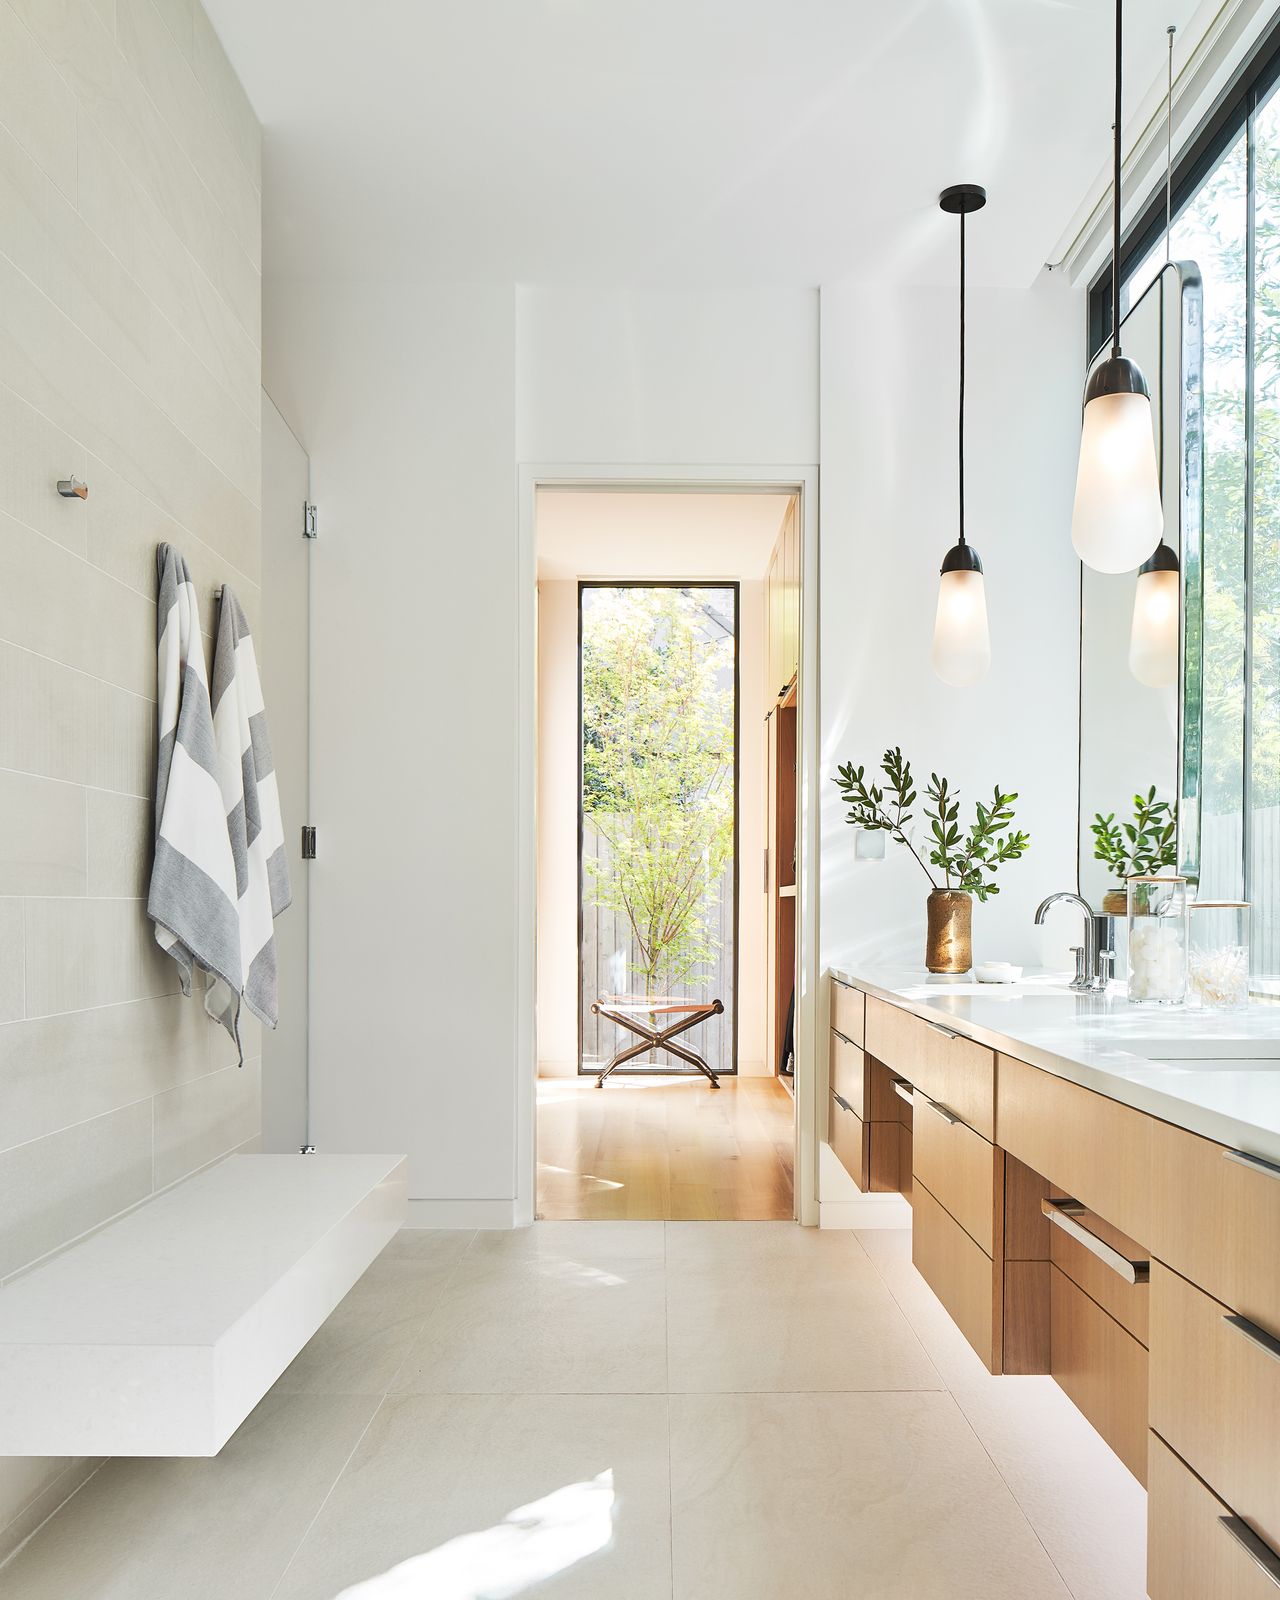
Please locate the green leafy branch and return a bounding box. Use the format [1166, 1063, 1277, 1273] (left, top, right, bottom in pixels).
[834, 747, 1030, 902]
[1091, 787, 1177, 884]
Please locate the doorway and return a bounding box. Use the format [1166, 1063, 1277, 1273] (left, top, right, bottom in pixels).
[531, 485, 804, 1221]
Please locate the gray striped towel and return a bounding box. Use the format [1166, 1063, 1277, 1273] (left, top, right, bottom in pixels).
[149, 544, 242, 1034]
[207, 586, 292, 1043]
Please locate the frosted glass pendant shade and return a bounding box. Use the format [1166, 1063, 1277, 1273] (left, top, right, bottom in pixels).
[1071, 367, 1163, 573]
[1129, 545, 1180, 687]
[932, 566, 991, 687]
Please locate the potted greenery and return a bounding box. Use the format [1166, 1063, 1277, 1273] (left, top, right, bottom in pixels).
[1090, 788, 1177, 915]
[834, 747, 1030, 973]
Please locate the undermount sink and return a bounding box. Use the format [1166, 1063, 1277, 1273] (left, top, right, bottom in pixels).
[1121, 1034, 1280, 1062]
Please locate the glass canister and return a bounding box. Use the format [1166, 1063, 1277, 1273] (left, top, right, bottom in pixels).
[1188, 901, 1251, 1010]
[1126, 876, 1189, 1005]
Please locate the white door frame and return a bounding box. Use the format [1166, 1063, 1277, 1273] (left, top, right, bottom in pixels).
[515, 462, 821, 1226]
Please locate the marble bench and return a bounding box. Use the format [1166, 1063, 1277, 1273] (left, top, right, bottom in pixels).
[0, 1152, 406, 1457]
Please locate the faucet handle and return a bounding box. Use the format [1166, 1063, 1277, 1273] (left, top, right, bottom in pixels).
[1096, 949, 1116, 989]
[1068, 945, 1090, 990]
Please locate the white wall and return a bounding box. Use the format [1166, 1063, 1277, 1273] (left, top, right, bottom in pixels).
[264, 281, 518, 1222]
[517, 287, 819, 465]
[818, 278, 1085, 975]
[0, 0, 261, 1557]
[536, 574, 768, 1078]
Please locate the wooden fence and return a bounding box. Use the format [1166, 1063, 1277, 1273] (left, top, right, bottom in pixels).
[579, 819, 737, 1073]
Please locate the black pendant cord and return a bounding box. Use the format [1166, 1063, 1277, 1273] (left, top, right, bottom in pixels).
[1112, 0, 1123, 357]
[958, 209, 967, 546]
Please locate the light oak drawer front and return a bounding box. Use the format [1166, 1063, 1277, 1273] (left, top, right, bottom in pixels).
[829, 1030, 864, 1117]
[868, 1120, 900, 1193]
[913, 1180, 998, 1372]
[996, 1054, 1152, 1245]
[1149, 1432, 1280, 1600]
[912, 1092, 995, 1255]
[1050, 1265, 1148, 1485]
[1151, 1262, 1280, 1554]
[1149, 1118, 1280, 1333]
[1048, 1202, 1149, 1346]
[898, 1122, 913, 1207]
[865, 997, 994, 1139]
[829, 1090, 866, 1190]
[831, 980, 864, 1047]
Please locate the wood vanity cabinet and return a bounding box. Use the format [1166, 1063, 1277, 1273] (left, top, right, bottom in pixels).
[863, 994, 1002, 1370]
[827, 982, 902, 1194]
[830, 973, 1280, 1594]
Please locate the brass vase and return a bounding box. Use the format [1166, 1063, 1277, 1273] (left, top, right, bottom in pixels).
[1102, 889, 1127, 917]
[926, 889, 973, 973]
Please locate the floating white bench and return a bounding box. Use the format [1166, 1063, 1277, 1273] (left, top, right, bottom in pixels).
[0, 1152, 407, 1457]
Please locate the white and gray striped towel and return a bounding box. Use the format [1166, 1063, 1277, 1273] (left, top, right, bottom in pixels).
[207, 585, 292, 1041]
[149, 544, 242, 1028]
[149, 547, 292, 1059]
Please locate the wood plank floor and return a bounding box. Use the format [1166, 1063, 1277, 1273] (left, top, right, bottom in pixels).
[536, 1073, 795, 1220]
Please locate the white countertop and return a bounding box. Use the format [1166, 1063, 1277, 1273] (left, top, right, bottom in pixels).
[829, 964, 1280, 1166]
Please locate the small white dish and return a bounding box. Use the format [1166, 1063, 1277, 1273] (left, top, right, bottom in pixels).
[975, 962, 1022, 984]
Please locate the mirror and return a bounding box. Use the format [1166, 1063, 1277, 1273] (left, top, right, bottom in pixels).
[1077, 261, 1204, 906]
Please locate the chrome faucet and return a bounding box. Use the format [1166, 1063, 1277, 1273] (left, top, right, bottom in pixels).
[1034, 892, 1116, 991]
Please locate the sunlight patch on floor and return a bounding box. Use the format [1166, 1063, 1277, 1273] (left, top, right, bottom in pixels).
[334, 1471, 616, 1599]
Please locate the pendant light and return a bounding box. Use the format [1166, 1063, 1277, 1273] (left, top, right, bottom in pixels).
[1071, 0, 1163, 574]
[1130, 24, 1182, 688]
[933, 183, 992, 687]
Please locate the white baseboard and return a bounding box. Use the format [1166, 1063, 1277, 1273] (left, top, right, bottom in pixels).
[818, 1193, 913, 1230]
[404, 1198, 521, 1229]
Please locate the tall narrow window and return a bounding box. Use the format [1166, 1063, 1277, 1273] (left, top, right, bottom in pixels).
[578, 584, 738, 1075]
[1112, 35, 1280, 992]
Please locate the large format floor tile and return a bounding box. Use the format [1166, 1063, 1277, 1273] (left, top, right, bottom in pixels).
[669, 1391, 1071, 1600]
[0, 1391, 380, 1600]
[394, 1222, 668, 1395]
[665, 1222, 941, 1392]
[273, 1392, 672, 1600]
[273, 1232, 473, 1395]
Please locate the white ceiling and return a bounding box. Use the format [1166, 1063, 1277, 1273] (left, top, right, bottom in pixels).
[207, 0, 1203, 290]
[535, 489, 791, 581]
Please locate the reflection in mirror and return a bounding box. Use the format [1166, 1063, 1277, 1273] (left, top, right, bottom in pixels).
[1078, 262, 1203, 910]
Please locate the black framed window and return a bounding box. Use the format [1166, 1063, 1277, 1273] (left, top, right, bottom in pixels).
[576, 583, 740, 1072]
[1090, 21, 1280, 991]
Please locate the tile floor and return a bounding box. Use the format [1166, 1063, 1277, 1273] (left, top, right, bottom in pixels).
[0, 1223, 1148, 1599]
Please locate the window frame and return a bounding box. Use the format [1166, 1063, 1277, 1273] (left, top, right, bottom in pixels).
[575, 579, 742, 1076]
[1088, 15, 1280, 990]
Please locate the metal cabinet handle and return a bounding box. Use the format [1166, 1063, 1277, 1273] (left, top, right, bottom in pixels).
[892, 1080, 914, 1106]
[919, 1095, 962, 1126]
[832, 1092, 854, 1115]
[831, 1029, 857, 1048]
[1226, 1147, 1280, 1181]
[1040, 1197, 1150, 1285]
[1224, 1312, 1280, 1364]
[926, 1020, 961, 1040]
[1220, 1516, 1280, 1589]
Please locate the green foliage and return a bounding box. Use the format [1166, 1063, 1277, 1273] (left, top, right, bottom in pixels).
[581, 588, 734, 996]
[834, 747, 1030, 903]
[1091, 787, 1178, 883]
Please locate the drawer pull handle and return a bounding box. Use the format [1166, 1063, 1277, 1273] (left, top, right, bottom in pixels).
[1220, 1516, 1280, 1589]
[832, 1092, 855, 1115]
[831, 1030, 857, 1048]
[926, 1020, 962, 1041]
[920, 1095, 962, 1126]
[1040, 1197, 1150, 1285]
[1225, 1147, 1280, 1182]
[892, 1080, 914, 1106]
[1224, 1312, 1280, 1364]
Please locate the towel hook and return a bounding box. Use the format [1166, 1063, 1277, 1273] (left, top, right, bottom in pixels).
[57, 476, 88, 500]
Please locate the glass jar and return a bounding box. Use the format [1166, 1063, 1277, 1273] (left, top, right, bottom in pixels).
[1188, 901, 1251, 1011]
[1126, 876, 1189, 1006]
